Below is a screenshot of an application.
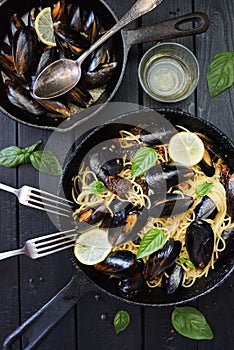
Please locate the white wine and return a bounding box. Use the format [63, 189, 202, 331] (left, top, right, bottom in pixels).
[138, 43, 199, 103]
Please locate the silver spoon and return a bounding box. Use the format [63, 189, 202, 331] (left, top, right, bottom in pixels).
[33, 0, 164, 99]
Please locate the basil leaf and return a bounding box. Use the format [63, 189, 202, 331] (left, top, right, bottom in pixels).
[208, 52, 234, 97]
[172, 306, 214, 340]
[30, 151, 62, 175]
[0, 146, 31, 167]
[131, 147, 157, 178]
[136, 229, 165, 259]
[177, 257, 195, 269]
[25, 140, 42, 153]
[195, 182, 213, 197]
[114, 310, 130, 334]
[88, 181, 107, 194]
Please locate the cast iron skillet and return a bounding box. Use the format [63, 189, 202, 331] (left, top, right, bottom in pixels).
[0, 0, 208, 131]
[4, 109, 234, 349]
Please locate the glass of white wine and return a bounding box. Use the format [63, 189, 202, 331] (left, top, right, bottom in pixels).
[138, 42, 199, 103]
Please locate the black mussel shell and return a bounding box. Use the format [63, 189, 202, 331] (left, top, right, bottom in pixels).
[118, 271, 144, 298]
[162, 263, 184, 295]
[144, 239, 182, 281]
[194, 195, 217, 221]
[186, 220, 214, 269]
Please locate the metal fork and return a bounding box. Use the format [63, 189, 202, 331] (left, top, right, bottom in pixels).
[0, 229, 78, 260]
[0, 183, 72, 217]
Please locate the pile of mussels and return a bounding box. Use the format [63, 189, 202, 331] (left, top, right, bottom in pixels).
[0, 0, 118, 117]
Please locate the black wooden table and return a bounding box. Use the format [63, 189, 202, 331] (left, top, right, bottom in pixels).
[0, 0, 234, 349]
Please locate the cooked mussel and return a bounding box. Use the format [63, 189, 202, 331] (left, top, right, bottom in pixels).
[12, 26, 39, 75]
[94, 250, 144, 278]
[146, 164, 194, 192]
[144, 239, 182, 281]
[194, 195, 217, 221]
[140, 124, 177, 145]
[73, 203, 106, 232]
[102, 202, 149, 246]
[5, 79, 44, 115]
[186, 220, 214, 269]
[149, 193, 194, 218]
[80, 62, 118, 89]
[198, 148, 215, 177]
[227, 173, 234, 219]
[118, 271, 144, 298]
[162, 263, 184, 295]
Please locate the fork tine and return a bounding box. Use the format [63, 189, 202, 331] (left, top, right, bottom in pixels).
[29, 189, 72, 208]
[25, 202, 71, 217]
[36, 231, 78, 248]
[27, 196, 71, 214]
[37, 242, 77, 257]
[32, 229, 77, 243]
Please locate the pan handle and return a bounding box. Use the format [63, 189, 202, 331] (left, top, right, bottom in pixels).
[3, 269, 97, 350]
[124, 12, 209, 48]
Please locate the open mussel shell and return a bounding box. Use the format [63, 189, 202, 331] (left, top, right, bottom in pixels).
[149, 193, 194, 218]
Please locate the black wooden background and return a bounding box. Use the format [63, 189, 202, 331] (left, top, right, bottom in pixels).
[0, 0, 234, 349]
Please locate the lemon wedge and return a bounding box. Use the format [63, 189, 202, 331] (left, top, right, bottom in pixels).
[168, 131, 205, 166]
[35, 7, 56, 46]
[74, 228, 112, 265]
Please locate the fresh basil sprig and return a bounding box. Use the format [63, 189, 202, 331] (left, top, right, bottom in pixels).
[131, 146, 157, 178]
[171, 306, 214, 340]
[195, 182, 213, 197]
[0, 140, 62, 176]
[177, 257, 195, 269]
[208, 52, 234, 97]
[136, 228, 165, 259]
[114, 310, 130, 334]
[88, 180, 107, 194]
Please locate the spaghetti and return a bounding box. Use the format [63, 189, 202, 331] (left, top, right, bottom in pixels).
[71, 127, 233, 292]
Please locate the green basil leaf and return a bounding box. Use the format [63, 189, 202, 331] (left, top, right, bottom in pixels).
[88, 180, 107, 194]
[177, 257, 195, 269]
[114, 310, 130, 334]
[25, 140, 42, 154]
[131, 147, 157, 178]
[136, 229, 165, 259]
[0, 146, 31, 167]
[30, 151, 62, 175]
[195, 182, 213, 197]
[208, 52, 234, 97]
[172, 306, 214, 340]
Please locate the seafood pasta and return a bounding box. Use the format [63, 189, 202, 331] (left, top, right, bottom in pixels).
[71, 124, 234, 298]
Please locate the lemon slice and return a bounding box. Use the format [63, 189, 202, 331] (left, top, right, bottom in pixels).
[168, 131, 205, 166]
[74, 228, 112, 265]
[35, 7, 56, 46]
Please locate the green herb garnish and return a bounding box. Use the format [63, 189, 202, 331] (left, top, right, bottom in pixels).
[0, 140, 62, 176]
[171, 306, 214, 340]
[114, 310, 130, 334]
[136, 228, 165, 259]
[195, 182, 213, 197]
[177, 257, 195, 269]
[88, 180, 107, 194]
[131, 146, 157, 178]
[208, 52, 234, 97]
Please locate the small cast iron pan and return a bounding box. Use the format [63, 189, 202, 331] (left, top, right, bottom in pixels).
[0, 0, 209, 131]
[4, 109, 234, 349]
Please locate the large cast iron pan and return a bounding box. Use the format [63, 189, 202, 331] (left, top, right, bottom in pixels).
[4, 109, 234, 349]
[0, 0, 208, 131]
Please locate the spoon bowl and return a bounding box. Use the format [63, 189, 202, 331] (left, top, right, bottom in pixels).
[33, 0, 164, 99]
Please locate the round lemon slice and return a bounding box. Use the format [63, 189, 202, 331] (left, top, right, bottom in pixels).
[35, 7, 56, 46]
[168, 131, 205, 166]
[74, 228, 112, 265]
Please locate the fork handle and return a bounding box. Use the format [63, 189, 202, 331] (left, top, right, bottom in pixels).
[0, 183, 18, 196]
[0, 248, 24, 260]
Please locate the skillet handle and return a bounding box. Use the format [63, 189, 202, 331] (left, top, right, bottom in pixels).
[124, 12, 209, 47]
[3, 269, 96, 350]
